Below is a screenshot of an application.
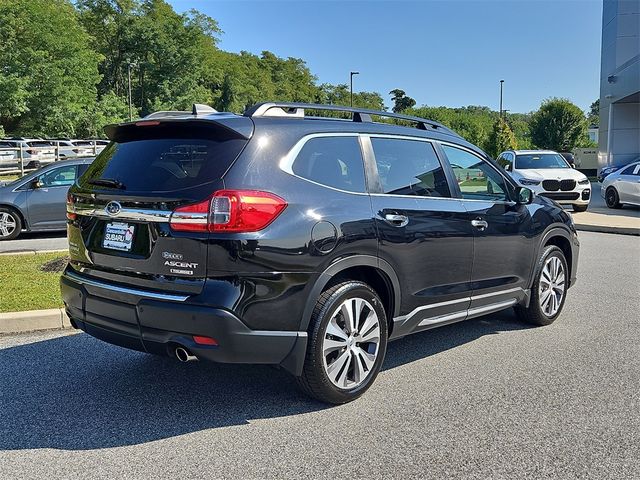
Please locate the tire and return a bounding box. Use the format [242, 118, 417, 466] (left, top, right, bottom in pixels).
[572, 204, 588, 212]
[0, 207, 22, 241]
[605, 187, 622, 209]
[296, 281, 388, 404]
[515, 245, 568, 326]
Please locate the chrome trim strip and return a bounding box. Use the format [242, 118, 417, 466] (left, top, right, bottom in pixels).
[64, 270, 189, 302]
[471, 287, 522, 301]
[394, 287, 525, 323]
[466, 299, 517, 318]
[393, 296, 470, 322]
[418, 310, 467, 327]
[72, 204, 172, 223]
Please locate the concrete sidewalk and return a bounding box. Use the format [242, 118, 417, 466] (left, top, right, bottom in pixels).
[0, 308, 71, 334]
[570, 182, 640, 235]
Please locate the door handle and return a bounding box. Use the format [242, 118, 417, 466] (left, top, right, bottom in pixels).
[471, 219, 488, 230]
[384, 213, 409, 227]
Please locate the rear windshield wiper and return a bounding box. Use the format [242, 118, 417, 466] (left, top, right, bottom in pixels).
[88, 178, 126, 190]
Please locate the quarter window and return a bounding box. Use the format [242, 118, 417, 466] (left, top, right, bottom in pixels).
[371, 138, 451, 197]
[292, 136, 366, 193]
[442, 145, 509, 201]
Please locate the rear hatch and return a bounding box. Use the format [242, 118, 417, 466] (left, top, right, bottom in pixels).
[27, 141, 56, 160]
[66, 117, 252, 296]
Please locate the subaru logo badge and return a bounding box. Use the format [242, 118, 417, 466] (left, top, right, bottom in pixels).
[105, 201, 121, 217]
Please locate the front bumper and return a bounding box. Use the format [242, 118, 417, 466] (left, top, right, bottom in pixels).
[531, 184, 591, 205]
[60, 269, 307, 374]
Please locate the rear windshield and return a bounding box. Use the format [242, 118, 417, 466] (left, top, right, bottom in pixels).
[28, 141, 53, 147]
[78, 124, 247, 193]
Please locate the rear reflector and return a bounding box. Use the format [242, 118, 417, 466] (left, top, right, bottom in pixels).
[169, 190, 287, 233]
[193, 335, 218, 346]
[66, 193, 76, 220]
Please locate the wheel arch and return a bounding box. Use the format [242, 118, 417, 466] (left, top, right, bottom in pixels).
[299, 255, 401, 334]
[532, 226, 576, 288]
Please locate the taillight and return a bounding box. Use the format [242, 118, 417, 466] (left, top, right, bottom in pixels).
[26, 149, 36, 154]
[72, 148, 80, 153]
[169, 190, 287, 233]
[66, 193, 76, 220]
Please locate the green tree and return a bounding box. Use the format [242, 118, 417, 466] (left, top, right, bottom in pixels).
[486, 117, 518, 158]
[0, 0, 102, 136]
[529, 98, 589, 151]
[587, 99, 599, 127]
[390, 89, 416, 113]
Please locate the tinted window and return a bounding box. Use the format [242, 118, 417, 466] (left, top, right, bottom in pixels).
[39, 165, 76, 187]
[515, 153, 570, 169]
[371, 138, 450, 197]
[292, 136, 366, 193]
[443, 145, 509, 201]
[79, 124, 247, 193]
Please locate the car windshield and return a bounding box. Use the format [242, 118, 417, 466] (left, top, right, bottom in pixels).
[515, 153, 570, 169]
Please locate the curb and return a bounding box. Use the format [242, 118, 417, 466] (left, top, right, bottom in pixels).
[575, 224, 640, 236]
[0, 249, 68, 256]
[0, 308, 72, 335]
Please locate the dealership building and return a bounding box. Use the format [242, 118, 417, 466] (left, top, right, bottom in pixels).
[598, 0, 640, 170]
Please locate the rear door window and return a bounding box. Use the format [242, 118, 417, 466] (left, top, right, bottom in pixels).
[291, 136, 366, 193]
[78, 124, 247, 193]
[371, 138, 451, 197]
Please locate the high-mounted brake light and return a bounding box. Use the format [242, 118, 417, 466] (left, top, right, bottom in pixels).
[135, 120, 160, 127]
[169, 190, 287, 233]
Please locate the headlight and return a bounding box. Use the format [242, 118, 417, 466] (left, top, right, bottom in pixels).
[578, 178, 590, 185]
[519, 178, 541, 186]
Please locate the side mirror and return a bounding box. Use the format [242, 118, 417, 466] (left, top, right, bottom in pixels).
[516, 186, 533, 205]
[29, 179, 41, 189]
[504, 163, 511, 171]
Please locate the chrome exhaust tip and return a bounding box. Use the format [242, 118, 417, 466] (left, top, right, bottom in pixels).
[175, 346, 197, 363]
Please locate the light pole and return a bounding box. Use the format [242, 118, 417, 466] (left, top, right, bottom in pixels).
[127, 62, 136, 121]
[499, 79, 504, 118]
[350, 71, 359, 107]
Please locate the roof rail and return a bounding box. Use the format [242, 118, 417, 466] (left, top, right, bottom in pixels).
[244, 102, 456, 135]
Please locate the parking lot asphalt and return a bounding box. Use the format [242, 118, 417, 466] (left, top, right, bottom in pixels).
[1, 231, 639, 479]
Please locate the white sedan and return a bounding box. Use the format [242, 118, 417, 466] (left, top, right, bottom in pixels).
[601, 161, 640, 208]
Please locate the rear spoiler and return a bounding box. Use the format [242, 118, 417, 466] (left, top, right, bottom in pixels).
[104, 111, 254, 142]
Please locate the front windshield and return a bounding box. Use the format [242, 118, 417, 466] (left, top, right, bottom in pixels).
[515, 153, 570, 169]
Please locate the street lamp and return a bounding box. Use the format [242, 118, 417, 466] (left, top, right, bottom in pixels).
[499, 79, 504, 118]
[350, 71, 360, 107]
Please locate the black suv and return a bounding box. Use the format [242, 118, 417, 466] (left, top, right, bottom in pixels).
[61, 102, 579, 404]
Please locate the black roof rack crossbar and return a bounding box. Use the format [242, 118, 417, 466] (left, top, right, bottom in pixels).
[243, 102, 456, 135]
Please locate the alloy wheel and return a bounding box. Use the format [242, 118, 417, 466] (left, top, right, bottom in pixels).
[0, 212, 17, 238]
[322, 297, 381, 389]
[538, 256, 565, 317]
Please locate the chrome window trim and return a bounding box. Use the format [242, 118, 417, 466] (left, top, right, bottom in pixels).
[64, 269, 189, 302]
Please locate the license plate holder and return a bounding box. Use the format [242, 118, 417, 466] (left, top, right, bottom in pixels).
[103, 222, 135, 252]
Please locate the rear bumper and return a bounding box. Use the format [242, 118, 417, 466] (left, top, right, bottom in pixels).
[60, 269, 307, 374]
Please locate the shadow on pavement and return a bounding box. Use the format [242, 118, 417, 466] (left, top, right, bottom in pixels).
[0, 309, 528, 451]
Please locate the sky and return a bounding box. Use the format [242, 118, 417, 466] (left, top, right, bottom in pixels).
[168, 0, 603, 114]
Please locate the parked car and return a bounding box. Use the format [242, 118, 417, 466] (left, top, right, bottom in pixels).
[1, 139, 56, 168]
[61, 103, 579, 404]
[597, 165, 621, 182]
[600, 161, 640, 208]
[497, 150, 591, 212]
[0, 158, 94, 240]
[52, 139, 94, 159]
[0, 140, 18, 168]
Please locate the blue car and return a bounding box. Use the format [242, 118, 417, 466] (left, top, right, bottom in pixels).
[0, 158, 93, 240]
